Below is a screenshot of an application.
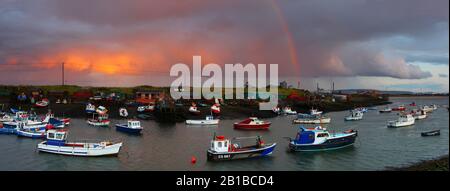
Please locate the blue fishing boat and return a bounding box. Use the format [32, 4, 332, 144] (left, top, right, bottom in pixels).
[288, 126, 357, 152]
[16, 128, 46, 139]
[85, 103, 96, 114]
[115, 120, 143, 134]
[0, 125, 17, 134]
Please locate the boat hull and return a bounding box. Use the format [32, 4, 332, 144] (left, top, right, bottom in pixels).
[115, 124, 142, 134]
[0, 127, 17, 134]
[387, 121, 414, 128]
[289, 133, 357, 152]
[186, 119, 219, 125]
[233, 123, 271, 130]
[16, 130, 46, 139]
[37, 142, 122, 157]
[207, 143, 276, 161]
[293, 118, 331, 124]
[421, 130, 440, 137]
[87, 120, 110, 127]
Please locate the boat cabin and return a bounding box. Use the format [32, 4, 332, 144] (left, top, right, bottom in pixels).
[210, 136, 230, 153]
[46, 130, 68, 146]
[293, 126, 329, 145]
[127, 120, 141, 129]
[205, 115, 214, 120]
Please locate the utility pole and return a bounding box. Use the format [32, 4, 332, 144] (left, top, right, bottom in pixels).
[62, 62, 65, 86]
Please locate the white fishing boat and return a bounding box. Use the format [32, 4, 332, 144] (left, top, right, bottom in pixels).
[272, 106, 281, 114]
[421, 105, 434, 113]
[137, 104, 155, 112]
[119, 108, 129, 117]
[387, 114, 415, 128]
[37, 130, 122, 156]
[379, 107, 392, 113]
[412, 110, 427, 120]
[293, 115, 331, 124]
[282, 107, 297, 115]
[345, 110, 364, 121]
[186, 115, 219, 125]
[309, 108, 323, 115]
[0, 114, 13, 122]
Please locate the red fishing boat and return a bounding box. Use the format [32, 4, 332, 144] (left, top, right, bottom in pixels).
[189, 103, 201, 115]
[211, 103, 221, 115]
[392, 105, 406, 111]
[233, 117, 271, 130]
[409, 102, 416, 106]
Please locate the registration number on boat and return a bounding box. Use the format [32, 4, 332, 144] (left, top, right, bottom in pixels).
[218, 154, 231, 159]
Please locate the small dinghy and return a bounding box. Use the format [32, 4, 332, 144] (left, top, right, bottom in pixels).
[379, 107, 392, 113]
[115, 120, 143, 134]
[85, 103, 96, 114]
[188, 104, 201, 115]
[87, 114, 110, 127]
[16, 128, 46, 139]
[282, 106, 297, 115]
[233, 117, 271, 130]
[293, 114, 331, 124]
[38, 130, 122, 156]
[207, 135, 276, 161]
[211, 104, 221, 115]
[387, 114, 415, 128]
[287, 126, 357, 152]
[421, 130, 440, 137]
[345, 110, 364, 121]
[35, 98, 49, 107]
[186, 115, 219, 125]
[119, 108, 129, 118]
[354, 107, 368, 113]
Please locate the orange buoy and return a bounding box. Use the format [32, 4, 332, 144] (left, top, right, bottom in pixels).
[191, 156, 197, 164]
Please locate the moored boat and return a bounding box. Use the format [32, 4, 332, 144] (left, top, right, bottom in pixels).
[188, 104, 201, 115]
[233, 117, 271, 130]
[87, 114, 110, 127]
[119, 108, 129, 118]
[412, 109, 427, 120]
[293, 114, 331, 124]
[379, 107, 392, 113]
[387, 114, 415, 128]
[35, 98, 49, 107]
[96, 106, 108, 115]
[345, 110, 364, 121]
[287, 126, 357, 152]
[115, 120, 143, 134]
[16, 128, 46, 139]
[392, 105, 406, 111]
[137, 104, 155, 113]
[85, 103, 96, 114]
[207, 135, 276, 161]
[211, 104, 221, 115]
[282, 106, 297, 115]
[37, 130, 122, 156]
[186, 115, 219, 125]
[272, 106, 281, 115]
[421, 130, 440, 137]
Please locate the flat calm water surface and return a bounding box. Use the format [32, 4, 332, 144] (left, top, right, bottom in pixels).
[0, 97, 448, 171]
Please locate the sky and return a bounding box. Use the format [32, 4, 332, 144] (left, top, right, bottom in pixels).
[0, 0, 448, 92]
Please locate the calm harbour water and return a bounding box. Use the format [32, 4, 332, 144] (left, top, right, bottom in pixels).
[0, 96, 448, 171]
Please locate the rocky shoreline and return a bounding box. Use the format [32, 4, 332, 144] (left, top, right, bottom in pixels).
[386, 155, 449, 171]
[1, 97, 391, 123]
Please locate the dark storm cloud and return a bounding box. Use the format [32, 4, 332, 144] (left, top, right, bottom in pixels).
[0, 0, 448, 85]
